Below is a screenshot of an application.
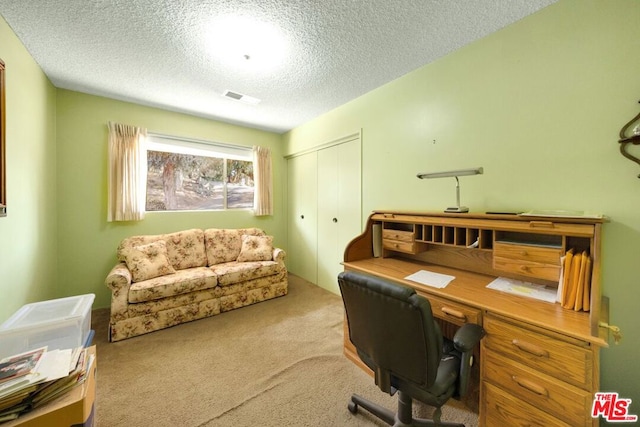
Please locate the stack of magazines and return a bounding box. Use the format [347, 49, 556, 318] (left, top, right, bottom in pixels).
[0, 346, 93, 423]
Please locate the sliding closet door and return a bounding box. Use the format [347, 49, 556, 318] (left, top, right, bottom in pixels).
[317, 146, 338, 293]
[336, 139, 361, 268]
[286, 152, 318, 284]
[316, 139, 361, 294]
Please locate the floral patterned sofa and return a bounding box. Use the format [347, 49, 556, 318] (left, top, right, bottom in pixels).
[105, 228, 287, 341]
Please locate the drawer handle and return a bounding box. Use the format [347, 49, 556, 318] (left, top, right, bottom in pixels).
[511, 339, 549, 358]
[512, 375, 549, 397]
[529, 221, 554, 229]
[394, 243, 400, 248]
[441, 307, 467, 321]
[519, 265, 530, 273]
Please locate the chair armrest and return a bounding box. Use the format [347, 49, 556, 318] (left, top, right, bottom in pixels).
[105, 262, 132, 321]
[453, 323, 485, 353]
[452, 323, 485, 398]
[273, 248, 286, 263]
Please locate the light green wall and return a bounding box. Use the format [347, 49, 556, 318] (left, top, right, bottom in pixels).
[284, 0, 640, 412]
[55, 90, 285, 310]
[0, 16, 58, 321]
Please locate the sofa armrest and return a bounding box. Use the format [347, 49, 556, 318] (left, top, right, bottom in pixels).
[105, 262, 132, 321]
[273, 248, 286, 264]
[106, 262, 132, 290]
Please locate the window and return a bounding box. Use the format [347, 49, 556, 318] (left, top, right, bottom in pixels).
[145, 134, 254, 211]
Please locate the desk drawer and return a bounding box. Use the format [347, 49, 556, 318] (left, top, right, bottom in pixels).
[426, 294, 481, 326]
[484, 352, 591, 426]
[494, 242, 562, 264]
[483, 382, 571, 427]
[383, 239, 417, 254]
[493, 256, 560, 281]
[493, 242, 561, 281]
[382, 229, 415, 242]
[483, 314, 592, 389]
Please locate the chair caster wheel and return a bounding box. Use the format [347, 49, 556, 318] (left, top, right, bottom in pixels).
[348, 401, 358, 414]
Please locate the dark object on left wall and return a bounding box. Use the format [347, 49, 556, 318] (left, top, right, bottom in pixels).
[618, 99, 640, 178]
[0, 58, 5, 216]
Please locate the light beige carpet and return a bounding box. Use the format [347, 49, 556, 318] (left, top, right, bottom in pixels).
[92, 275, 479, 426]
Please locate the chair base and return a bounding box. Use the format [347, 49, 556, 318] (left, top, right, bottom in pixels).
[348, 392, 465, 427]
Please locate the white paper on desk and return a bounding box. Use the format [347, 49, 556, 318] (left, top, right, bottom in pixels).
[404, 270, 455, 289]
[487, 277, 557, 303]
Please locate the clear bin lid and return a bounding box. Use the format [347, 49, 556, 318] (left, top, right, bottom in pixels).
[0, 294, 95, 330]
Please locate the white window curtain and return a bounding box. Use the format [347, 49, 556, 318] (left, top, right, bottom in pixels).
[252, 146, 273, 216]
[107, 122, 147, 221]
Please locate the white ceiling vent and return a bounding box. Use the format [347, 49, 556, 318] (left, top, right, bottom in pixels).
[223, 90, 261, 105]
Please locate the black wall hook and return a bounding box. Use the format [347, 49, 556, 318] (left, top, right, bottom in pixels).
[618, 100, 640, 178]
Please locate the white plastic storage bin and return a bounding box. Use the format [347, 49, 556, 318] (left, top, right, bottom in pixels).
[0, 294, 95, 359]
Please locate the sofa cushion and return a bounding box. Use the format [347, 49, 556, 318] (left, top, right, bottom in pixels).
[118, 229, 207, 271]
[128, 267, 218, 303]
[204, 228, 265, 266]
[123, 240, 176, 282]
[210, 261, 282, 286]
[237, 235, 274, 262]
[162, 229, 207, 270]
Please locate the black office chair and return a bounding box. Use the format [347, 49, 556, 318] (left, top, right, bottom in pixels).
[338, 271, 485, 427]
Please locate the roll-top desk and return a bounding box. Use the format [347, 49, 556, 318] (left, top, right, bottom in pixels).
[342, 210, 610, 426]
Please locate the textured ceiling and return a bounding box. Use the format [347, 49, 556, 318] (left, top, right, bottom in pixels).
[0, 0, 556, 134]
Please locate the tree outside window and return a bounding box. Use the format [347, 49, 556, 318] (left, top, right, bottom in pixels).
[145, 137, 253, 211]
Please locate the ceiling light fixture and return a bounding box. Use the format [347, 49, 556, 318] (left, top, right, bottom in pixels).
[206, 15, 288, 72]
[417, 167, 483, 213]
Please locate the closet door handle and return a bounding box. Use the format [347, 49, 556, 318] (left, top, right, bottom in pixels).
[333, 218, 338, 223]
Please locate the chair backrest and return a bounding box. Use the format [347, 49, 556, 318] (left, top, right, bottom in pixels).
[338, 271, 443, 394]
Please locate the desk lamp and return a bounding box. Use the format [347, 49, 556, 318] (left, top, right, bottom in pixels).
[416, 167, 483, 213]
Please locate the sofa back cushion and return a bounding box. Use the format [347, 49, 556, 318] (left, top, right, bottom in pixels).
[162, 229, 208, 270]
[118, 229, 207, 271]
[205, 228, 265, 266]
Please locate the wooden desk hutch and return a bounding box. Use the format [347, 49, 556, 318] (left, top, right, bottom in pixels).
[342, 210, 610, 427]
